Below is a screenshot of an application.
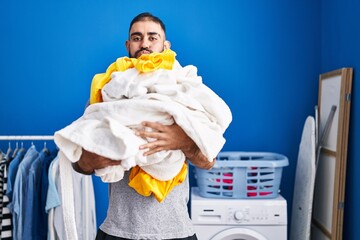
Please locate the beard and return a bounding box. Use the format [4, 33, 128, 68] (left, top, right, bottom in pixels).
[129, 47, 164, 58]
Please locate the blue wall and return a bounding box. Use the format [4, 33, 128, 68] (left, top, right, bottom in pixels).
[321, 1, 360, 239]
[1, 0, 357, 239]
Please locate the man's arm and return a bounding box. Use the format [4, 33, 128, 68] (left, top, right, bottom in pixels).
[182, 142, 216, 170]
[73, 121, 215, 174]
[137, 121, 215, 169]
[73, 148, 121, 175]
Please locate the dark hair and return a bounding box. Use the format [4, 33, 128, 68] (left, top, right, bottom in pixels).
[129, 12, 166, 34]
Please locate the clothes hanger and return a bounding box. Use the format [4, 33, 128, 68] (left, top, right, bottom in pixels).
[42, 141, 49, 153]
[11, 142, 19, 158]
[5, 142, 12, 160]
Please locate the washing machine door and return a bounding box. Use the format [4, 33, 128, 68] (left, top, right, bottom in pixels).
[210, 227, 267, 240]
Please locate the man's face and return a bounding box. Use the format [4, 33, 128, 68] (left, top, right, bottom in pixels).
[126, 20, 170, 58]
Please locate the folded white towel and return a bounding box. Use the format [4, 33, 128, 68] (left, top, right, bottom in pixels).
[54, 61, 232, 182]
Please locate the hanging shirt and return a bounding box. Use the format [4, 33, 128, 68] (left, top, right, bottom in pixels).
[0, 153, 12, 239]
[5, 148, 26, 202]
[8, 145, 39, 240]
[23, 149, 48, 239]
[46, 157, 61, 240]
[46, 156, 97, 240]
[39, 149, 58, 238]
[23, 148, 57, 239]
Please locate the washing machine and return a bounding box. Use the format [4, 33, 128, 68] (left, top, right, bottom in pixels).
[191, 187, 287, 240]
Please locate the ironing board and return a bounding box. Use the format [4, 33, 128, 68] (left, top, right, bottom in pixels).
[290, 116, 316, 240]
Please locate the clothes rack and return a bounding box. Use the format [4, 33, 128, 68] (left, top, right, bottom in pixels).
[0, 134, 96, 240]
[0, 135, 54, 140]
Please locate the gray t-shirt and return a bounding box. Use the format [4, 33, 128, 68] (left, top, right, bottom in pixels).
[99, 169, 195, 239]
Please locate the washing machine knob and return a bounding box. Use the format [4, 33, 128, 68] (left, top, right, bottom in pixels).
[234, 211, 244, 221]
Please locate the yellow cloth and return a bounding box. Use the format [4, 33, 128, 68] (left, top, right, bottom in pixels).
[90, 49, 176, 104]
[129, 163, 188, 202]
[89, 49, 187, 201]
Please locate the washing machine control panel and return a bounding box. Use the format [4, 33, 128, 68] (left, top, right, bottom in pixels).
[192, 204, 287, 225]
[234, 210, 245, 221]
[191, 188, 287, 225]
[229, 206, 279, 224]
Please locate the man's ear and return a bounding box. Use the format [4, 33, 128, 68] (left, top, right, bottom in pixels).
[164, 40, 171, 50]
[125, 40, 130, 52]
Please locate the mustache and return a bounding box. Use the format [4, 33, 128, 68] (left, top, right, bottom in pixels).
[135, 48, 153, 57]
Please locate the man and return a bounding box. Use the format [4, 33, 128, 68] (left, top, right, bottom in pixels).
[73, 12, 216, 240]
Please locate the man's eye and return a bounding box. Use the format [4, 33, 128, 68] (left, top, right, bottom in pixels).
[132, 37, 141, 41]
[149, 37, 158, 41]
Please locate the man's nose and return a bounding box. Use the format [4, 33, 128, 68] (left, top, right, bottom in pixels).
[141, 39, 150, 49]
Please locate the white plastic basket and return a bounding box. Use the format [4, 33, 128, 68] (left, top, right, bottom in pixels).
[194, 152, 289, 199]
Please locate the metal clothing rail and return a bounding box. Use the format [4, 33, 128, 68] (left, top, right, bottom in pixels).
[0, 135, 54, 140]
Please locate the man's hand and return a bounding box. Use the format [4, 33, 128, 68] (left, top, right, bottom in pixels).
[136, 121, 215, 169]
[73, 149, 121, 175]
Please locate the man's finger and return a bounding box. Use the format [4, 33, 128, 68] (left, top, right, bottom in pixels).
[139, 140, 165, 150]
[142, 121, 167, 131]
[143, 147, 165, 156]
[136, 130, 163, 139]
